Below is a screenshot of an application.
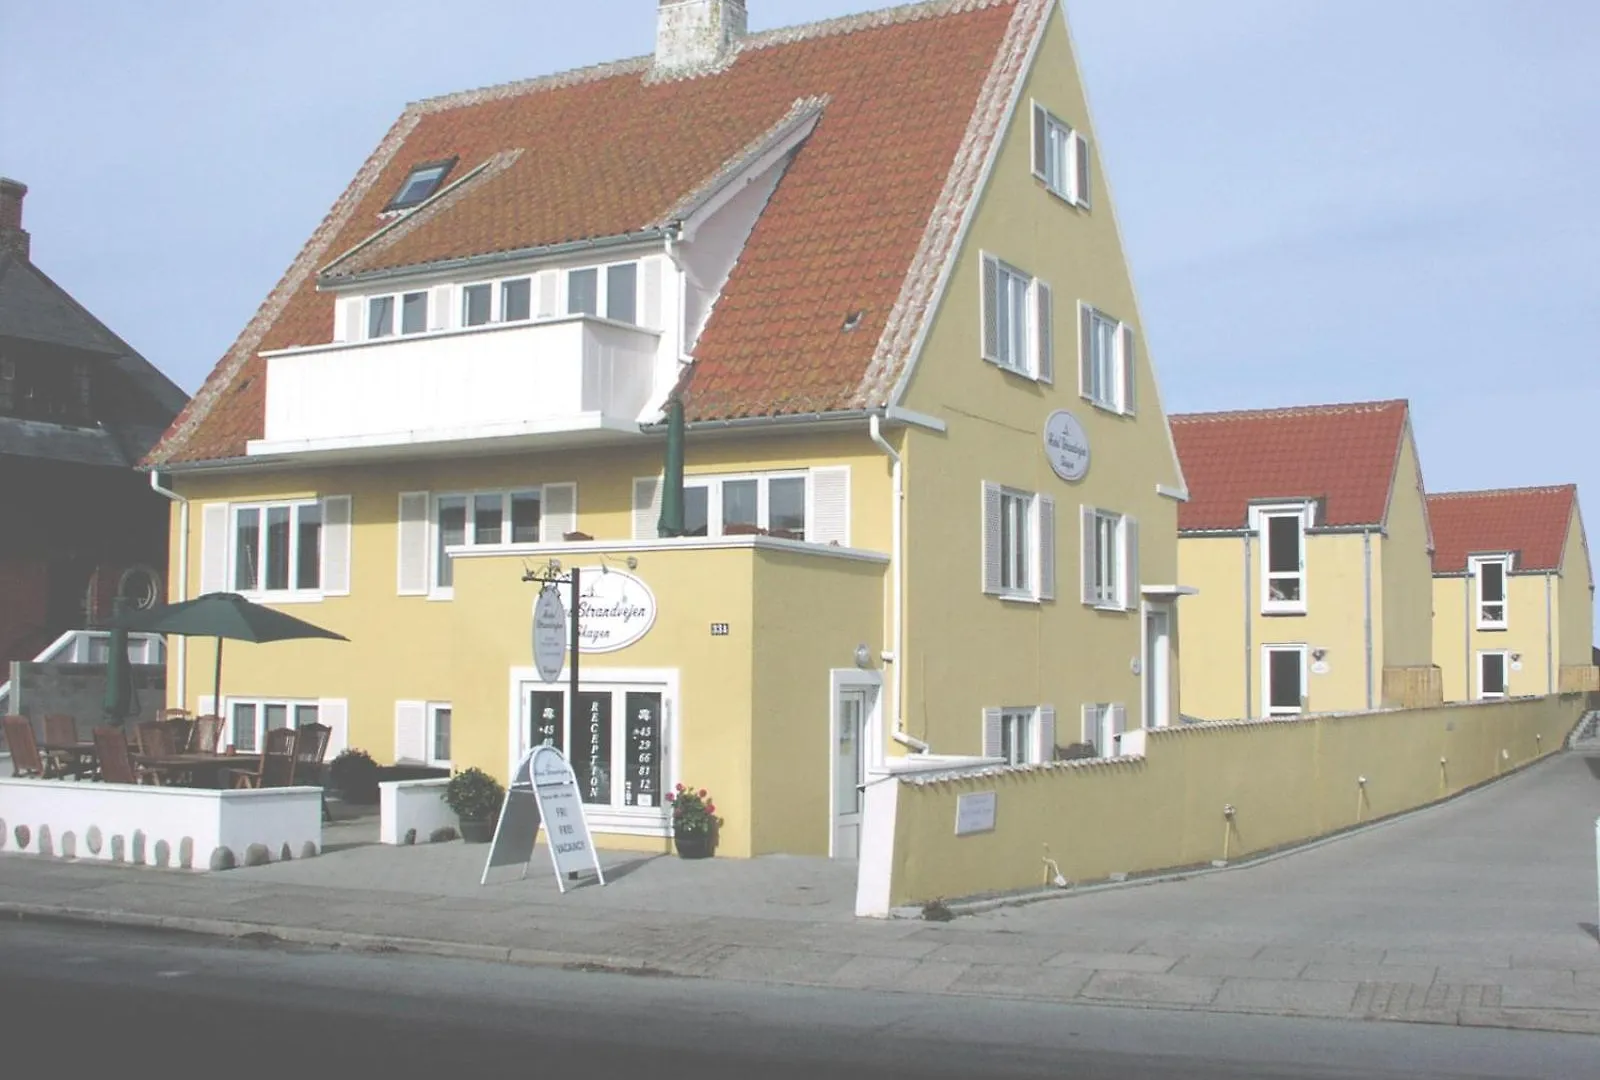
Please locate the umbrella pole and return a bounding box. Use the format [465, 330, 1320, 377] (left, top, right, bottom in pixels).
[213, 637, 224, 717]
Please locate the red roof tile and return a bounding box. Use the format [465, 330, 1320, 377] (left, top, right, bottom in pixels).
[1169, 400, 1409, 532]
[1426, 485, 1576, 573]
[148, 0, 1045, 465]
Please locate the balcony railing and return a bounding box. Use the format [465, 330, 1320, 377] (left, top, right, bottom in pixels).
[251, 315, 661, 455]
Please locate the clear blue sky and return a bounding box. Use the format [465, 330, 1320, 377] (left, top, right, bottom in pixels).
[5, 1, 1599, 631]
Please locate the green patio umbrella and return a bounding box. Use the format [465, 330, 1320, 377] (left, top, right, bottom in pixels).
[111, 592, 349, 717]
[102, 596, 134, 726]
[657, 394, 686, 537]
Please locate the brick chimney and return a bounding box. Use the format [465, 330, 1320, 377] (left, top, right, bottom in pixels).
[0, 178, 28, 260]
[654, 0, 747, 77]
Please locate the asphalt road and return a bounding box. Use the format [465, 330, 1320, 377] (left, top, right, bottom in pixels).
[2, 920, 1594, 1079]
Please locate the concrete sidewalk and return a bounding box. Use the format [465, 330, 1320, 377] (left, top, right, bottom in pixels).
[3, 747, 1599, 1036]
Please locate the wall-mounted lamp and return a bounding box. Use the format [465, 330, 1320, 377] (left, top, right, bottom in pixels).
[597, 552, 639, 573]
[854, 643, 873, 669]
[1510, 652, 1522, 663]
[1357, 776, 1367, 787]
[1222, 804, 1236, 819]
[1311, 648, 1328, 662]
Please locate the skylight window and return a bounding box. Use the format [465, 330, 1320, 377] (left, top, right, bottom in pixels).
[385, 158, 456, 212]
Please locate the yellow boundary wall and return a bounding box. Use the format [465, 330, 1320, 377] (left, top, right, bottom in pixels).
[868, 694, 1588, 912]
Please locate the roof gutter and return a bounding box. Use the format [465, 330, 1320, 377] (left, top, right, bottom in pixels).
[317, 228, 671, 291]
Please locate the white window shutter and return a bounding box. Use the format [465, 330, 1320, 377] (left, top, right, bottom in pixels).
[1111, 703, 1128, 738]
[396, 492, 430, 596]
[1080, 505, 1097, 605]
[337, 297, 363, 343]
[1034, 280, 1053, 384]
[641, 257, 665, 331]
[394, 701, 427, 764]
[1081, 703, 1097, 746]
[1037, 494, 1056, 601]
[198, 695, 216, 719]
[1037, 706, 1056, 763]
[633, 476, 664, 540]
[535, 271, 559, 318]
[1123, 516, 1140, 610]
[1031, 102, 1048, 180]
[1073, 131, 1091, 208]
[200, 503, 229, 595]
[1120, 324, 1137, 415]
[544, 482, 578, 541]
[428, 285, 452, 331]
[981, 482, 1003, 595]
[809, 466, 851, 546]
[980, 254, 999, 363]
[982, 708, 1003, 758]
[318, 698, 349, 757]
[320, 495, 352, 596]
[1078, 301, 1093, 398]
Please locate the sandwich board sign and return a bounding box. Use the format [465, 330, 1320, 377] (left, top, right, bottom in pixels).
[480, 745, 605, 892]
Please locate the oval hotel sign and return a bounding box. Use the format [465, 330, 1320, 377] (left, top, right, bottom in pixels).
[1043, 409, 1090, 482]
[570, 568, 656, 653]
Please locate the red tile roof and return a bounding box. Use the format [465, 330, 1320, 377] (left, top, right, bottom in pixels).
[1426, 485, 1577, 573]
[1169, 400, 1410, 532]
[148, 0, 1047, 466]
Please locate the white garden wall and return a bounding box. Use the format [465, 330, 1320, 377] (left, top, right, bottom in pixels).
[380, 777, 455, 844]
[0, 779, 323, 871]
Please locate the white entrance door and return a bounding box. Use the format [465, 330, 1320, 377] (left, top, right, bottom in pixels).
[832, 687, 868, 858]
[1144, 605, 1172, 728]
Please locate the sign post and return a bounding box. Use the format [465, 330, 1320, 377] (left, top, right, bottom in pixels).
[481, 745, 605, 891]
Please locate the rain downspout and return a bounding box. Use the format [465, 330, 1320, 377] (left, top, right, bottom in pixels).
[1363, 530, 1374, 711]
[869, 414, 920, 756]
[148, 470, 188, 706]
[1243, 532, 1253, 717]
[1546, 574, 1554, 694]
[1463, 569, 1472, 700]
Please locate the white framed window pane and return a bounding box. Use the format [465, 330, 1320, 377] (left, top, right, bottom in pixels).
[264, 704, 289, 736]
[400, 291, 428, 334]
[1268, 651, 1302, 710]
[1009, 276, 1029, 368]
[367, 296, 395, 339]
[510, 492, 540, 544]
[684, 486, 709, 537]
[1095, 514, 1118, 602]
[567, 268, 599, 317]
[265, 506, 291, 591]
[722, 479, 758, 531]
[295, 503, 321, 590]
[231, 703, 257, 753]
[501, 278, 531, 322]
[769, 477, 805, 539]
[473, 494, 504, 545]
[433, 707, 452, 762]
[234, 508, 260, 591]
[462, 283, 491, 326]
[1093, 315, 1117, 403]
[294, 704, 319, 729]
[606, 263, 637, 324]
[436, 496, 467, 588]
[995, 275, 1013, 367]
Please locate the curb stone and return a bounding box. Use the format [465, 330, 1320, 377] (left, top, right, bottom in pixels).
[4, 902, 1598, 1036]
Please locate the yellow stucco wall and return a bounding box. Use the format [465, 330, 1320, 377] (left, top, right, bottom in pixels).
[1379, 429, 1434, 669]
[892, 6, 1183, 754]
[885, 693, 1585, 906]
[1557, 505, 1594, 668]
[1433, 573, 1557, 701]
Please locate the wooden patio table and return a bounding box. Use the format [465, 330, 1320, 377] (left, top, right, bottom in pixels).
[38, 740, 98, 779]
[132, 753, 263, 789]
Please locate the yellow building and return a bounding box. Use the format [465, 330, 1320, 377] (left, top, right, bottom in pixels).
[1170, 401, 1438, 720]
[141, 0, 1186, 858]
[1427, 485, 1596, 701]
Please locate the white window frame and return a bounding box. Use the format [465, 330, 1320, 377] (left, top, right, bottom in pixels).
[223, 697, 319, 755]
[1470, 555, 1511, 630]
[1078, 302, 1134, 414]
[1262, 644, 1308, 717]
[430, 487, 549, 598]
[1477, 650, 1510, 700]
[997, 489, 1034, 597]
[1251, 503, 1311, 615]
[230, 499, 324, 602]
[427, 702, 453, 768]
[365, 290, 430, 339]
[1030, 101, 1090, 208]
[563, 259, 641, 324]
[979, 252, 1052, 381]
[681, 470, 812, 541]
[1080, 506, 1134, 610]
[999, 707, 1036, 766]
[984, 485, 1053, 603]
[1080, 703, 1127, 759]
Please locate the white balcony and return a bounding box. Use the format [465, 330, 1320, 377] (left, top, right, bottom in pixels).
[248, 315, 661, 459]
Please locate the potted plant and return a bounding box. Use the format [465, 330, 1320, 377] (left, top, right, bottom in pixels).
[328, 748, 381, 804]
[443, 767, 505, 843]
[667, 783, 721, 859]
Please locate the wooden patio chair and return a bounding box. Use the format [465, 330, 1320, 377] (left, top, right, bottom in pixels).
[133, 722, 179, 786]
[226, 726, 296, 789]
[189, 714, 224, 755]
[42, 714, 92, 780]
[161, 717, 194, 755]
[2, 715, 47, 778]
[92, 727, 142, 785]
[291, 722, 334, 821]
